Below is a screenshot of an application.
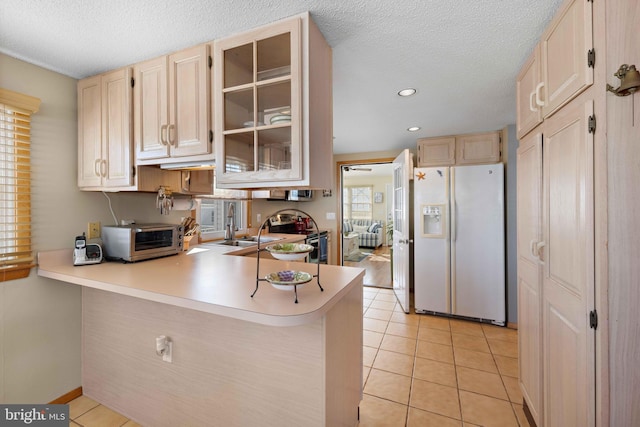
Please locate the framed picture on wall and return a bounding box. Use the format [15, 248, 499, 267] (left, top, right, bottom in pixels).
[374, 192, 383, 203]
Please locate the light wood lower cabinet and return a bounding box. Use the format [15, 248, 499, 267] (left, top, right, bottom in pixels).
[516, 98, 596, 427]
[541, 98, 595, 427]
[516, 129, 543, 425]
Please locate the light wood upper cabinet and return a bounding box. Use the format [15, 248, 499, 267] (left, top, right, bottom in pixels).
[417, 131, 500, 167]
[416, 137, 455, 167]
[213, 12, 333, 189]
[455, 131, 501, 165]
[134, 44, 212, 164]
[78, 68, 134, 190]
[516, 0, 593, 139]
[541, 0, 593, 118]
[516, 45, 544, 139]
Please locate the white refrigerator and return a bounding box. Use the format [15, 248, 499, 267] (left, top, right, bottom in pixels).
[414, 164, 505, 325]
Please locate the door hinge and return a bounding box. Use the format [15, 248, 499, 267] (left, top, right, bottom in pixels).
[131, 77, 135, 88]
[209, 130, 213, 143]
[588, 115, 596, 133]
[208, 56, 212, 69]
[132, 166, 136, 178]
[588, 49, 596, 68]
[589, 310, 598, 329]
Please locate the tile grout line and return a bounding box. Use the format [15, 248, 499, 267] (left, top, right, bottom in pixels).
[483, 325, 525, 427]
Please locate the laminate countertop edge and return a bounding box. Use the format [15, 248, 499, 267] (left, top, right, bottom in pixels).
[37, 248, 365, 327]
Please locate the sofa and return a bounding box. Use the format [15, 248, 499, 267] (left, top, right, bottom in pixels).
[343, 219, 384, 248]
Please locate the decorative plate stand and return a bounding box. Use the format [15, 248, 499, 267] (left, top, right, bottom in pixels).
[251, 209, 324, 303]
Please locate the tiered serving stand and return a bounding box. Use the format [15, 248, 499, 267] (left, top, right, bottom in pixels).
[251, 209, 324, 303]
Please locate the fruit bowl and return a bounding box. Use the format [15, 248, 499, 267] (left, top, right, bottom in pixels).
[265, 270, 313, 290]
[265, 243, 313, 261]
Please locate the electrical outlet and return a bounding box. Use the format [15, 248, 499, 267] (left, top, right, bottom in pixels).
[88, 221, 101, 239]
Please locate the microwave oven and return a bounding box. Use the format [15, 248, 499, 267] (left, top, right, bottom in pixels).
[102, 224, 184, 262]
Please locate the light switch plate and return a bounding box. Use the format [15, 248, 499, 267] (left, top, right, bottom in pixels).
[326, 212, 336, 220]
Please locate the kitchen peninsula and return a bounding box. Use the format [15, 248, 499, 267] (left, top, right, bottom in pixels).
[37, 239, 364, 427]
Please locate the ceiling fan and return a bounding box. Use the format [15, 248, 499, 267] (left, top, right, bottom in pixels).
[343, 166, 372, 172]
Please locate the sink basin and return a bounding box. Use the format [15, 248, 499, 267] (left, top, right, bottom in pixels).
[215, 240, 258, 247]
[240, 236, 283, 243]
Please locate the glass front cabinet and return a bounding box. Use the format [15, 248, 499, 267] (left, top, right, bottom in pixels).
[213, 13, 332, 189]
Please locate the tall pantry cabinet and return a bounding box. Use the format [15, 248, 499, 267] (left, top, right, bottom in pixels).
[515, 0, 602, 425]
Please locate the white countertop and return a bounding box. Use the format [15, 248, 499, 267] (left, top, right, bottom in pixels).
[37, 235, 364, 327]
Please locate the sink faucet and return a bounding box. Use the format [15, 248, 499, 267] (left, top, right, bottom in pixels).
[224, 203, 235, 241]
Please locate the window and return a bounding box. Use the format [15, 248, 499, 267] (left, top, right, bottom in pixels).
[0, 88, 40, 281]
[344, 186, 373, 220]
[195, 198, 249, 240]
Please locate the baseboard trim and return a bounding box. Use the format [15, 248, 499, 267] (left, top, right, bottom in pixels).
[522, 398, 537, 427]
[49, 387, 82, 404]
[507, 322, 518, 330]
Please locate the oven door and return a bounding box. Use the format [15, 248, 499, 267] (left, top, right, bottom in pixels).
[306, 234, 328, 264]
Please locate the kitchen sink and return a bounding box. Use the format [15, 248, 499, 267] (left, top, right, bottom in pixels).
[240, 236, 283, 243]
[215, 240, 259, 247]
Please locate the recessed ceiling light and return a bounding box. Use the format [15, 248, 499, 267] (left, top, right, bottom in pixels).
[407, 126, 421, 132]
[398, 88, 417, 97]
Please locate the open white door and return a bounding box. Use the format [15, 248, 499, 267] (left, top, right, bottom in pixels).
[392, 149, 412, 313]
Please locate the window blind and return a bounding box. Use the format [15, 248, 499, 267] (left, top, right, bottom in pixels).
[0, 88, 40, 281]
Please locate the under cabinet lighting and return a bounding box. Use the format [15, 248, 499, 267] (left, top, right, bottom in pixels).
[398, 88, 417, 97]
[407, 126, 421, 132]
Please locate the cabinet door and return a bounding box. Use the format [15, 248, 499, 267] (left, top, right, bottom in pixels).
[416, 137, 455, 167]
[517, 45, 543, 139]
[542, 99, 595, 427]
[169, 44, 211, 158]
[516, 130, 543, 426]
[101, 68, 133, 188]
[135, 56, 170, 160]
[541, 0, 593, 117]
[78, 75, 103, 188]
[455, 132, 500, 165]
[214, 16, 302, 186]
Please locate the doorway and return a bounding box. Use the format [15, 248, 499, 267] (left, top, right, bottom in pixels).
[339, 161, 394, 288]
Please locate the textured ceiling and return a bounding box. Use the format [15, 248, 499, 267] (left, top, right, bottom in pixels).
[0, 0, 563, 154]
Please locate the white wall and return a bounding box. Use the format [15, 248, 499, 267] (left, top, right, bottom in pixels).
[0, 54, 178, 403]
[0, 53, 110, 403]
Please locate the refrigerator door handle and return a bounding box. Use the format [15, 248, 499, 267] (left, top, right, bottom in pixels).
[450, 168, 456, 242]
[451, 200, 457, 242]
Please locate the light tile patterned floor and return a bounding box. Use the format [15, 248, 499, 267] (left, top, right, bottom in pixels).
[68, 287, 530, 427]
[360, 287, 530, 427]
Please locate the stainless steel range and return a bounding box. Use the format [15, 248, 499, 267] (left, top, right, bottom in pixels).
[268, 214, 328, 264]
